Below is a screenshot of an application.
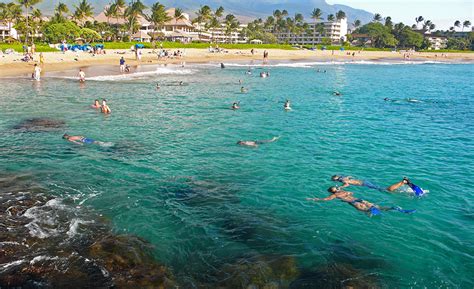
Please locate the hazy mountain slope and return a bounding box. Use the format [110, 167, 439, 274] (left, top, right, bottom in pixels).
[19, 0, 373, 24]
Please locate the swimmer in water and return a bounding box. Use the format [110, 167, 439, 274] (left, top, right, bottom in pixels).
[63, 134, 105, 146]
[101, 99, 111, 114]
[78, 69, 86, 82]
[237, 136, 280, 147]
[241, 87, 248, 93]
[306, 187, 415, 215]
[284, 100, 291, 110]
[333, 91, 341, 96]
[331, 175, 409, 192]
[232, 102, 240, 110]
[179, 81, 184, 86]
[91, 99, 101, 109]
[246, 68, 252, 75]
[156, 83, 161, 90]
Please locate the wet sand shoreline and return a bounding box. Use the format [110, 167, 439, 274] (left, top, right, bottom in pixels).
[1, 48, 473, 78]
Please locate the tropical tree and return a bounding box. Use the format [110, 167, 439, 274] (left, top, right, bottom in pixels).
[454, 20, 461, 30]
[52, 2, 69, 23]
[174, 8, 185, 24]
[0, 2, 22, 35]
[146, 2, 170, 41]
[335, 10, 346, 20]
[384, 16, 393, 29]
[327, 14, 335, 22]
[415, 16, 424, 28]
[429, 23, 435, 32]
[462, 20, 471, 32]
[73, 0, 93, 27]
[422, 20, 432, 30]
[373, 13, 382, 22]
[125, 0, 146, 38]
[16, 0, 43, 44]
[353, 19, 361, 29]
[224, 13, 239, 43]
[358, 22, 397, 48]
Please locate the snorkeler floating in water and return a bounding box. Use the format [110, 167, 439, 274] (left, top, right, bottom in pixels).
[306, 187, 416, 216]
[284, 100, 291, 110]
[333, 91, 341, 96]
[231, 102, 240, 110]
[63, 134, 105, 146]
[331, 175, 425, 196]
[237, 136, 280, 148]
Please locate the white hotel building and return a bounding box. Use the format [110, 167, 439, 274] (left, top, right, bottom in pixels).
[272, 18, 348, 45]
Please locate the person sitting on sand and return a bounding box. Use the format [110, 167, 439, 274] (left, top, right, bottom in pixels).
[237, 136, 280, 147]
[232, 102, 240, 110]
[78, 69, 86, 82]
[101, 99, 111, 114]
[63, 134, 104, 146]
[91, 99, 101, 109]
[306, 187, 415, 215]
[284, 100, 291, 110]
[331, 175, 409, 192]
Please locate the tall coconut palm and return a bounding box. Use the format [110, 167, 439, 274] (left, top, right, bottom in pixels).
[16, 0, 43, 44]
[384, 16, 393, 28]
[310, 8, 322, 47]
[335, 10, 346, 20]
[454, 20, 461, 30]
[428, 23, 435, 32]
[353, 19, 361, 29]
[373, 13, 382, 22]
[146, 2, 170, 41]
[215, 6, 224, 20]
[462, 20, 471, 32]
[327, 14, 335, 22]
[73, 0, 93, 27]
[1, 3, 22, 36]
[415, 16, 424, 28]
[206, 16, 220, 42]
[174, 8, 185, 24]
[55, 2, 69, 22]
[125, 0, 146, 38]
[422, 20, 432, 30]
[224, 13, 239, 43]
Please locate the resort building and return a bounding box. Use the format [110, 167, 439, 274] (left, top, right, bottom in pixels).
[205, 24, 248, 44]
[0, 21, 18, 41]
[271, 18, 348, 45]
[425, 34, 448, 50]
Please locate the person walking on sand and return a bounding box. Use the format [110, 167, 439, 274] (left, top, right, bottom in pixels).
[119, 57, 126, 72]
[78, 69, 86, 82]
[39, 53, 44, 66]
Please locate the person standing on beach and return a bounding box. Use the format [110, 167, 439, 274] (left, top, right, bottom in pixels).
[263, 50, 269, 63]
[78, 69, 86, 82]
[39, 53, 44, 66]
[120, 57, 126, 72]
[33, 64, 41, 81]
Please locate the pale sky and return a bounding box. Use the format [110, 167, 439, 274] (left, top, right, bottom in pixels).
[327, 0, 474, 30]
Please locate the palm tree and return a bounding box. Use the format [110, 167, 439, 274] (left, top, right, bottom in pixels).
[224, 13, 239, 43]
[146, 2, 170, 41]
[310, 8, 323, 47]
[462, 20, 471, 32]
[384, 16, 393, 28]
[422, 20, 432, 30]
[327, 14, 335, 22]
[373, 13, 382, 22]
[16, 0, 43, 44]
[415, 16, 424, 28]
[215, 6, 224, 19]
[429, 23, 435, 32]
[125, 0, 146, 38]
[174, 8, 185, 24]
[454, 20, 461, 30]
[73, 0, 93, 27]
[206, 16, 220, 42]
[335, 10, 346, 20]
[353, 19, 361, 29]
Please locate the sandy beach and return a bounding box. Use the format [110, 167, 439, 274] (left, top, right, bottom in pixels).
[1, 48, 473, 78]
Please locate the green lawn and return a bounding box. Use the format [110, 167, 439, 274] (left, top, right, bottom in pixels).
[0, 43, 57, 52]
[89, 41, 295, 50]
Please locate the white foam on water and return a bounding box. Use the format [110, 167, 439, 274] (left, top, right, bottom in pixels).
[0, 241, 21, 246]
[67, 218, 94, 237]
[86, 67, 196, 82]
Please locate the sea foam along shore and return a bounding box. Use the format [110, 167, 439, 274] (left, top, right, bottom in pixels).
[1, 48, 473, 78]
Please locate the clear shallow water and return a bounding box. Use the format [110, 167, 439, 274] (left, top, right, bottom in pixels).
[0, 61, 473, 287]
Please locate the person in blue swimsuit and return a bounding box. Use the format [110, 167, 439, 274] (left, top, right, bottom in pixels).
[331, 175, 409, 192]
[63, 134, 103, 145]
[306, 187, 415, 215]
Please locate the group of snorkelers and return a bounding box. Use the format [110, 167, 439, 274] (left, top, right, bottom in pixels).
[91, 99, 111, 114]
[307, 175, 424, 216]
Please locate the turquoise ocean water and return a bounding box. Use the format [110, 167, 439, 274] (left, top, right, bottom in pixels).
[0, 61, 473, 287]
